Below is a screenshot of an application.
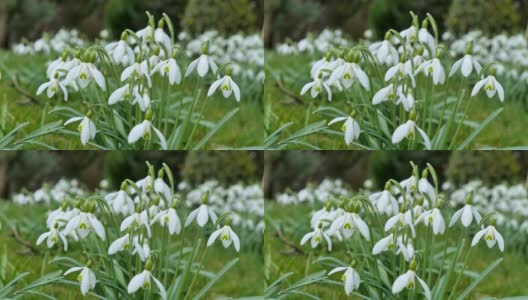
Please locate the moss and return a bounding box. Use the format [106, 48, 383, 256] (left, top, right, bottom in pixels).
[182, 0, 256, 35]
[182, 151, 258, 185]
[446, 151, 521, 185]
[446, 0, 521, 35]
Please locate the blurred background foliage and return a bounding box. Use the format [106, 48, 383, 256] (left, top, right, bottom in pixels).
[0, 151, 262, 198]
[0, 0, 263, 48]
[262, 151, 528, 198]
[262, 0, 528, 47]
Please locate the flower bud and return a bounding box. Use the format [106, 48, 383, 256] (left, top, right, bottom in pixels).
[201, 41, 210, 55]
[145, 109, 153, 121]
[121, 31, 128, 41]
[145, 259, 153, 271]
[120, 181, 128, 191]
[465, 41, 474, 55]
[409, 109, 417, 121]
[409, 259, 417, 271]
[384, 181, 391, 191]
[465, 191, 473, 205]
[201, 191, 210, 204]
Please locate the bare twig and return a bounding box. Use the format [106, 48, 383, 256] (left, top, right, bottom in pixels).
[10, 228, 40, 255]
[9, 79, 40, 104]
[274, 229, 305, 255]
[274, 80, 304, 105]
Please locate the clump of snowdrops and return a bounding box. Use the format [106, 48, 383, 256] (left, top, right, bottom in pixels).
[34, 162, 242, 299]
[292, 162, 504, 299]
[299, 12, 506, 150]
[36, 12, 242, 150]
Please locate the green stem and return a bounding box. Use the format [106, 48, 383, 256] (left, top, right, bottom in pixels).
[440, 78, 466, 149]
[175, 228, 202, 300]
[175, 79, 201, 149]
[449, 95, 474, 150]
[447, 247, 473, 300]
[182, 247, 209, 300]
[185, 95, 210, 150]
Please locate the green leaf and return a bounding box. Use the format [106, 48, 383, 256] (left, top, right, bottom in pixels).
[192, 258, 239, 300]
[193, 108, 239, 150]
[457, 108, 503, 150]
[456, 258, 503, 300]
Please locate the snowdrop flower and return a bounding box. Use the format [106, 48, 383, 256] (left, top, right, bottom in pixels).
[328, 54, 370, 90]
[151, 54, 182, 85]
[185, 192, 218, 227]
[128, 260, 167, 300]
[396, 236, 415, 262]
[418, 22, 436, 55]
[108, 84, 131, 105]
[415, 208, 445, 235]
[372, 83, 395, 105]
[392, 110, 431, 149]
[108, 233, 131, 255]
[105, 183, 135, 215]
[328, 263, 361, 295]
[471, 221, 504, 252]
[207, 69, 241, 102]
[121, 209, 152, 237]
[132, 238, 151, 262]
[132, 89, 151, 112]
[151, 207, 181, 235]
[64, 210, 106, 240]
[64, 112, 96, 146]
[369, 33, 399, 65]
[372, 233, 395, 255]
[328, 112, 360, 146]
[449, 193, 481, 228]
[154, 173, 172, 201]
[310, 51, 333, 78]
[185, 41, 218, 78]
[207, 219, 240, 252]
[310, 203, 333, 229]
[37, 75, 68, 101]
[418, 173, 436, 203]
[121, 59, 152, 87]
[65, 264, 96, 296]
[154, 20, 172, 53]
[105, 33, 135, 65]
[300, 72, 332, 101]
[392, 260, 431, 300]
[369, 183, 399, 215]
[63, 59, 106, 90]
[449, 42, 482, 78]
[400, 25, 418, 43]
[36, 224, 68, 251]
[136, 24, 154, 42]
[396, 88, 415, 112]
[471, 70, 504, 102]
[415, 57, 445, 85]
[385, 211, 416, 237]
[385, 59, 416, 87]
[128, 110, 167, 150]
[300, 223, 332, 251]
[328, 205, 370, 240]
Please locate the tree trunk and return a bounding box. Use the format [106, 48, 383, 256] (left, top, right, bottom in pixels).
[262, 0, 273, 48]
[0, 1, 8, 49]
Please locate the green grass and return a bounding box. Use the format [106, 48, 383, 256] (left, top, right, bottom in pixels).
[265, 201, 528, 299]
[0, 51, 263, 150]
[0, 201, 263, 299]
[265, 52, 528, 150]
